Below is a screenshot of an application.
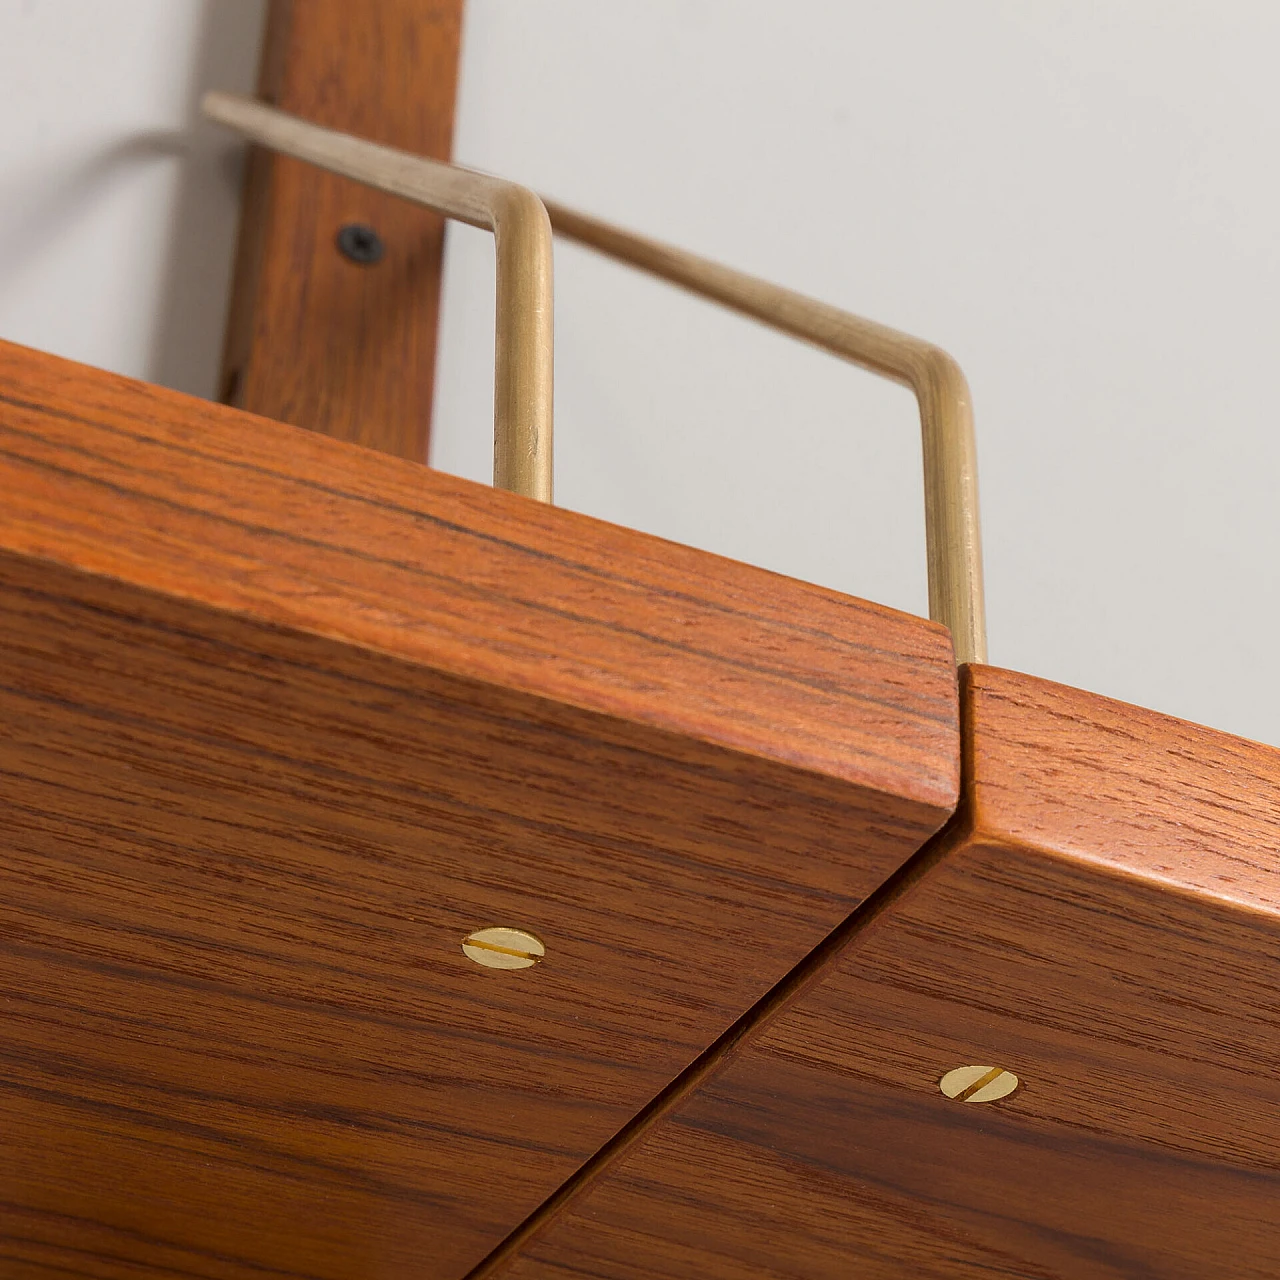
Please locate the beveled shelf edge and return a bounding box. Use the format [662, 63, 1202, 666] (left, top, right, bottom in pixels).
[0, 337, 960, 817]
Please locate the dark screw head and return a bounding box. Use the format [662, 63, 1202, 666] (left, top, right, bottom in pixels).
[336, 223, 385, 266]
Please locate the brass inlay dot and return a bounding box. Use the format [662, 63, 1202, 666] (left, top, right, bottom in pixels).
[462, 927, 545, 970]
[939, 1064, 1019, 1103]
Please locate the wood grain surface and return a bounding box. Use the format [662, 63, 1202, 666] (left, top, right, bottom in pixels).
[220, 0, 463, 460]
[0, 340, 959, 1279]
[484, 665, 1280, 1279]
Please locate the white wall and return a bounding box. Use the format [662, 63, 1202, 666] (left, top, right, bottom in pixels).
[0, 0, 263, 396]
[4, 1, 1279, 747]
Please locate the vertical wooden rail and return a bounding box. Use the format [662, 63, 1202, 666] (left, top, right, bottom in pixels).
[220, 0, 464, 462]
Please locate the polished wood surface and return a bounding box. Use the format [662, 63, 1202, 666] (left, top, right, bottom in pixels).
[220, 0, 463, 461]
[0, 341, 959, 1279]
[485, 665, 1280, 1279]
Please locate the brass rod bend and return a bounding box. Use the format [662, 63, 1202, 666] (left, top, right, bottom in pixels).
[202, 91, 554, 504]
[541, 202, 986, 664]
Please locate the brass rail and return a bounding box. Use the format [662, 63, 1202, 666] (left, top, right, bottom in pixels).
[543, 205, 986, 665]
[203, 91, 554, 503]
[203, 92, 986, 663]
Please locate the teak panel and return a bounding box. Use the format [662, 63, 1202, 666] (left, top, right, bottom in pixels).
[487, 665, 1280, 1280]
[0, 340, 959, 1279]
[221, 0, 463, 460]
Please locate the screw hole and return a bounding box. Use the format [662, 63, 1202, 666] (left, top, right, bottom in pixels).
[336, 223, 385, 266]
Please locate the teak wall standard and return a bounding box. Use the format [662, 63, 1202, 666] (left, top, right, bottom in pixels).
[481, 666, 1280, 1280]
[0, 341, 959, 1279]
[221, 0, 464, 461]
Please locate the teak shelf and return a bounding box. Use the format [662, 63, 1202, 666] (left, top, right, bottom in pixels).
[481, 667, 1280, 1280]
[4, 343, 1279, 1278]
[0, 341, 958, 1278]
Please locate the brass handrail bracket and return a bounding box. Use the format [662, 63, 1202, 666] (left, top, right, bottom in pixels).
[203, 91, 553, 503]
[204, 93, 985, 662]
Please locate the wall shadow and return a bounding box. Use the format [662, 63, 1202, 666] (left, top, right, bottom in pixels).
[147, 0, 265, 399]
[0, 133, 185, 298]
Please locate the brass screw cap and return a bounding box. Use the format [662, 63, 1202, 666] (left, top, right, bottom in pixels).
[939, 1064, 1019, 1103]
[462, 927, 545, 970]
